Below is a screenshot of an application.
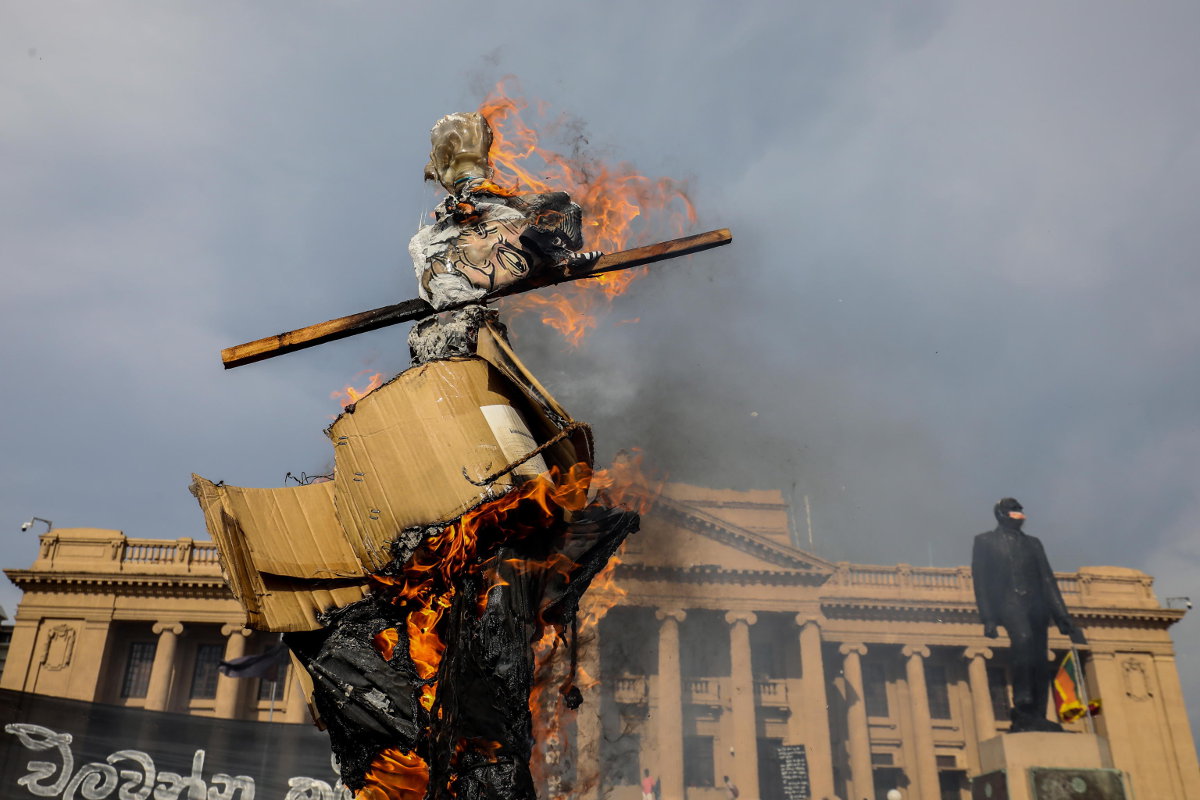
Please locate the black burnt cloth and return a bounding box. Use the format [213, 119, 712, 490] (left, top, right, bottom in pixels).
[286, 493, 638, 800]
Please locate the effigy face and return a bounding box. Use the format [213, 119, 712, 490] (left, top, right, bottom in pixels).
[411, 113, 587, 313]
[428, 211, 533, 294]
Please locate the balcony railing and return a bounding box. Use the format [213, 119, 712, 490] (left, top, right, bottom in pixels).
[28, 529, 223, 576]
[613, 676, 647, 705]
[684, 678, 722, 705]
[753, 679, 788, 707]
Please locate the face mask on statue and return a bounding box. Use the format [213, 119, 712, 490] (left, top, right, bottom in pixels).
[994, 497, 1025, 530]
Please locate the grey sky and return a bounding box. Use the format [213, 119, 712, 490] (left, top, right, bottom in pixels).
[4, 1, 1200, 739]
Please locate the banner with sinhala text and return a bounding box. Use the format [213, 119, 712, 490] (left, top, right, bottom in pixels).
[0, 687, 347, 799]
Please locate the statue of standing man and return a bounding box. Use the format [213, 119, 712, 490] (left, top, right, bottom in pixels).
[972, 498, 1087, 733]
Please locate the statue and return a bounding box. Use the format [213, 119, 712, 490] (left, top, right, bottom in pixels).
[972, 497, 1087, 733]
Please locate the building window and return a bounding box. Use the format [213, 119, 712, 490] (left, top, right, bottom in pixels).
[872, 767, 906, 800]
[680, 612, 730, 678]
[863, 661, 889, 717]
[683, 735, 715, 787]
[190, 644, 223, 699]
[926, 664, 952, 720]
[121, 641, 157, 698]
[938, 769, 967, 800]
[987, 666, 1010, 721]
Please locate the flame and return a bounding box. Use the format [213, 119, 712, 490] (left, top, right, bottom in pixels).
[333, 370, 384, 409]
[357, 747, 430, 800]
[373, 627, 400, 662]
[361, 464, 596, 800]
[360, 453, 663, 800]
[478, 78, 697, 346]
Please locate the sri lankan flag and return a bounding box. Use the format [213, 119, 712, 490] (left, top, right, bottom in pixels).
[1053, 651, 1093, 722]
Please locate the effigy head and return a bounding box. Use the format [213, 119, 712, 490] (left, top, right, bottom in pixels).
[424, 112, 493, 192]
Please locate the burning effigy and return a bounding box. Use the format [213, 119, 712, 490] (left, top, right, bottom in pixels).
[193, 98, 730, 800]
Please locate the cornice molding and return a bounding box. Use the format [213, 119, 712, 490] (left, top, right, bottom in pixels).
[616, 563, 823, 586]
[820, 597, 1182, 628]
[6, 569, 228, 591]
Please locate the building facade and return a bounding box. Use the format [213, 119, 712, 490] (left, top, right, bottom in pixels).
[3, 487, 1197, 800]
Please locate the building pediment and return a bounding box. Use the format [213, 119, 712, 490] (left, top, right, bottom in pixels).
[620, 491, 834, 582]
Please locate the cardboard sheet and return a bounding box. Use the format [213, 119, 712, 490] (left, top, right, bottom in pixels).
[189, 477, 367, 632]
[191, 347, 592, 632]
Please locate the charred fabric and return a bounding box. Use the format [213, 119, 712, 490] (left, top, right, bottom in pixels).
[286, 497, 637, 798]
[192, 111, 731, 800]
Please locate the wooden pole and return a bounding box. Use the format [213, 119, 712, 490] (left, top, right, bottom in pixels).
[220, 228, 732, 369]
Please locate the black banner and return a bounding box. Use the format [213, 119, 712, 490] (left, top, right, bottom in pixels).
[0, 688, 347, 799]
[776, 743, 811, 800]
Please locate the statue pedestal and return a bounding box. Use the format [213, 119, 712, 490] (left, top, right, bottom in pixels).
[971, 733, 1129, 800]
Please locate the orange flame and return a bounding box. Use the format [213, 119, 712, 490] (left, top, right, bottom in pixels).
[357, 747, 430, 800]
[478, 78, 697, 346]
[360, 453, 663, 800]
[373, 627, 400, 662]
[333, 370, 384, 409]
[361, 464, 595, 799]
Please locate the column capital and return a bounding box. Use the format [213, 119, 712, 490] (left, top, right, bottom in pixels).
[221, 623, 252, 638]
[152, 621, 183, 636]
[964, 646, 994, 661]
[725, 610, 758, 626]
[794, 613, 824, 629]
[838, 642, 868, 657]
[901, 644, 931, 660]
[655, 607, 687, 623]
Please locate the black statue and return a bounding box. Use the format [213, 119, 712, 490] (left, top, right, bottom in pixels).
[971, 497, 1086, 733]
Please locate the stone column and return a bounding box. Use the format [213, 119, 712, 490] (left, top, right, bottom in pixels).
[656, 608, 686, 800]
[838, 643, 872, 800]
[964, 646, 995, 741]
[145, 622, 183, 712]
[902, 645, 939, 800]
[215, 624, 251, 719]
[726, 611, 760, 800]
[795, 617, 834, 800]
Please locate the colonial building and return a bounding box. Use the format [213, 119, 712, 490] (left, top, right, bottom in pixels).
[3, 486, 1197, 800]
